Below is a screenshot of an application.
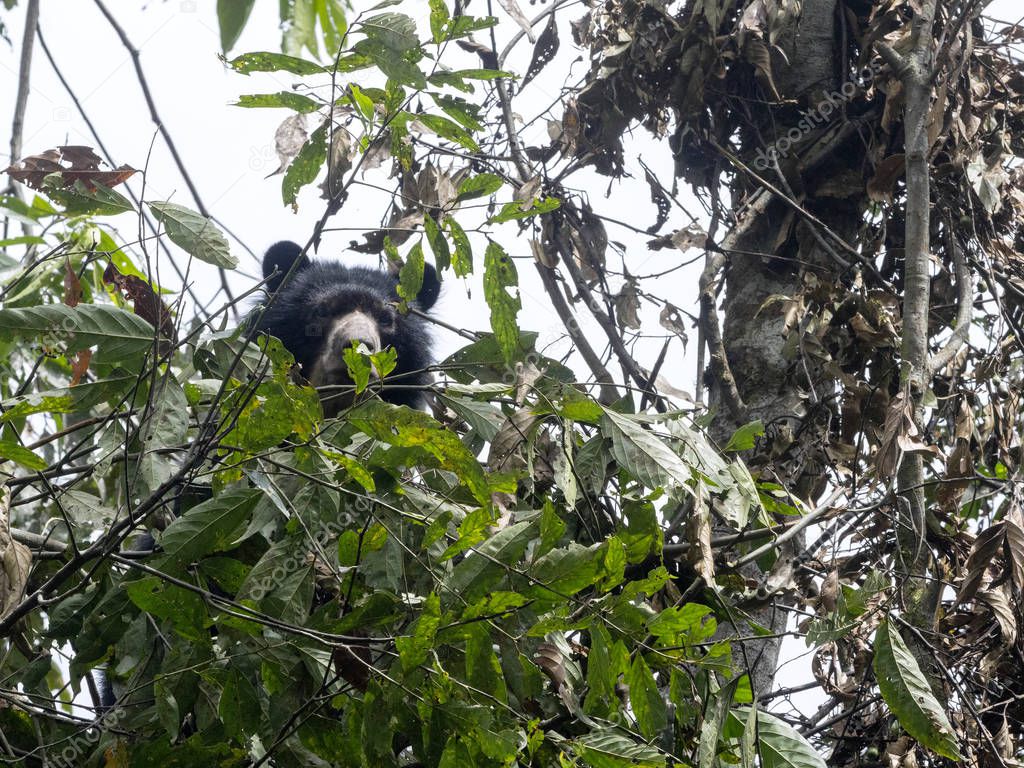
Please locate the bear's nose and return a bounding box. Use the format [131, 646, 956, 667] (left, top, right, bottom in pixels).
[329, 311, 381, 356]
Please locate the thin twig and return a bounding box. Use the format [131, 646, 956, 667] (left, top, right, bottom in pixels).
[91, 0, 241, 311]
[8, 0, 39, 175]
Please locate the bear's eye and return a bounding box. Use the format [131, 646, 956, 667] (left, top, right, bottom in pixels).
[378, 307, 397, 331]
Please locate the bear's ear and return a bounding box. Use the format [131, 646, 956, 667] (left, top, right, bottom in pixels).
[416, 263, 441, 311]
[263, 241, 310, 293]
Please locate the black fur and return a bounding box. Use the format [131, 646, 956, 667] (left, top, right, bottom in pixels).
[253, 241, 440, 411]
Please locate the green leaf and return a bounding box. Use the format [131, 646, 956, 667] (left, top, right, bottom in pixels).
[646, 603, 714, 643]
[483, 241, 521, 366]
[724, 420, 765, 452]
[489, 196, 560, 224]
[222, 378, 320, 453]
[428, 0, 450, 42]
[219, 669, 261, 742]
[0, 304, 155, 362]
[283, 121, 329, 206]
[46, 181, 134, 216]
[573, 728, 665, 767]
[371, 347, 398, 379]
[583, 625, 623, 717]
[158, 489, 260, 562]
[445, 520, 536, 602]
[432, 93, 483, 132]
[217, 0, 255, 53]
[282, 0, 318, 57]
[316, 0, 348, 54]
[444, 216, 472, 277]
[601, 408, 695, 495]
[446, 16, 499, 39]
[873, 618, 962, 759]
[322, 450, 377, 492]
[343, 343, 374, 394]
[360, 43, 427, 89]
[360, 12, 419, 52]
[148, 202, 236, 269]
[465, 622, 508, 701]
[0, 441, 46, 470]
[397, 241, 425, 303]
[1, 374, 135, 423]
[234, 92, 321, 112]
[348, 84, 375, 121]
[699, 677, 739, 768]
[538, 500, 566, 557]
[414, 114, 480, 152]
[226, 51, 325, 75]
[395, 592, 441, 671]
[429, 68, 512, 91]
[528, 542, 603, 600]
[627, 653, 666, 740]
[124, 578, 207, 641]
[726, 708, 828, 768]
[423, 215, 450, 272]
[457, 172, 503, 202]
[349, 399, 492, 504]
[263, 563, 315, 625]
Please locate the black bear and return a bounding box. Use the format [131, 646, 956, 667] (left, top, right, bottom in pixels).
[252, 241, 440, 414]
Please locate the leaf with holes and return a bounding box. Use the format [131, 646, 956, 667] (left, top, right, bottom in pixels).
[522, 12, 558, 86]
[483, 242, 521, 366]
[873, 618, 962, 760]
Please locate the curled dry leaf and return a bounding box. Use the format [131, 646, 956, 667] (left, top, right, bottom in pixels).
[615, 281, 641, 330]
[103, 263, 178, 352]
[0, 486, 31, 621]
[530, 236, 558, 268]
[63, 259, 82, 308]
[647, 222, 708, 252]
[5, 145, 136, 191]
[820, 569, 839, 613]
[642, 167, 671, 234]
[659, 303, 688, 345]
[572, 202, 608, 282]
[270, 113, 308, 177]
[875, 392, 931, 480]
[319, 125, 353, 201]
[517, 176, 543, 211]
[496, 0, 537, 43]
[957, 523, 1004, 605]
[866, 154, 906, 202]
[522, 12, 559, 87]
[687, 484, 714, 583]
[980, 584, 1017, 645]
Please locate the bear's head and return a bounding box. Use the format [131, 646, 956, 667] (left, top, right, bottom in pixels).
[253, 241, 440, 414]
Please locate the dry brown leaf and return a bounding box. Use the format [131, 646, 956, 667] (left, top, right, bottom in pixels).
[0, 486, 31, 621]
[62, 259, 82, 308]
[957, 523, 1004, 604]
[687, 484, 714, 583]
[103, 262, 178, 352]
[615, 281, 641, 330]
[866, 154, 906, 202]
[980, 584, 1017, 644]
[270, 113, 308, 177]
[5, 145, 136, 191]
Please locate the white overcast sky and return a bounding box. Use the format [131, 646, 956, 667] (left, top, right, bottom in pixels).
[0, 0, 1020, 391]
